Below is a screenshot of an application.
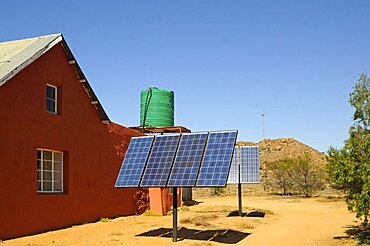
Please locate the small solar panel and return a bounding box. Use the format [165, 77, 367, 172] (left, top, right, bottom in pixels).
[140, 134, 181, 187]
[227, 146, 260, 184]
[167, 132, 208, 187]
[115, 136, 154, 187]
[227, 147, 239, 184]
[240, 146, 260, 183]
[196, 130, 238, 187]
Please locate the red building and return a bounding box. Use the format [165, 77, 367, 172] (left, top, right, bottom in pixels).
[0, 34, 150, 240]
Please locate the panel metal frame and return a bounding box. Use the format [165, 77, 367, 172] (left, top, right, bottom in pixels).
[167, 132, 209, 187]
[196, 130, 238, 187]
[114, 135, 154, 187]
[140, 133, 181, 187]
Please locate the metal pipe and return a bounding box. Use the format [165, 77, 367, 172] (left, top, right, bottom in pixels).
[172, 187, 178, 242]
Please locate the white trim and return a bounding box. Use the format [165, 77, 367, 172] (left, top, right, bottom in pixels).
[46, 84, 58, 114]
[37, 149, 64, 193]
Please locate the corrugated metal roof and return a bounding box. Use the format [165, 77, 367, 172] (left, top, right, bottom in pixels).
[0, 34, 110, 123]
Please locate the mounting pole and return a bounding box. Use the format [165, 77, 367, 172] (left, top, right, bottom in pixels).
[173, 187, 178, 242]
[237, 146, 242, 216]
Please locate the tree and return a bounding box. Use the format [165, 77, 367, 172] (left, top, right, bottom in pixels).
[327, 73, 370, 222]
[268, 159, 295, 195]
[290, 155, 325, 197]
[268, 156, 325, 196]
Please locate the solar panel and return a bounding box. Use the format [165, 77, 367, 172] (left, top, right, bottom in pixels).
[227, 147, 239, 184]
[167, 132, 208, 187]
[140, 134, 181, 187]
[114, 136, 154, 187]
[227, 146, 260, 184]
[240, 146, 260, 183]
[196, 130, 238, 187]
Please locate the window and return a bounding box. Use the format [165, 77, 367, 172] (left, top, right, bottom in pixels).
[37, 149, 63, 192]
[46, 84, 57, 114]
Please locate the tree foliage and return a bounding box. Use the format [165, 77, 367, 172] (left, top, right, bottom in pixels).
[327, 73, 370, 222]
[268, 159, 294, 195]
[268, 155, 325, 196]
[292, 156, 325, 197]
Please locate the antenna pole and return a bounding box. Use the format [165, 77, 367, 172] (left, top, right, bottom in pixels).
[260, 112, 266, 177]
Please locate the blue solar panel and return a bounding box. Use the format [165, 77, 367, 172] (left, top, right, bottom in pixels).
[140, 134, 181, 187]
[227, 146, 260, 184]
[227, 147, 239, 184]
[167, 132, 208, 187]
[240, 146, 260, 183]
[196, 130, 238, 187]
[115, 136, 154, 187]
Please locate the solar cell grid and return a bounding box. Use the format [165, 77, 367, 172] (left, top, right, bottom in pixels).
[167, 132, 208, 187]
[227, 146, 260, 184]
[240, 146, 260, 183]
[196, 130, 238, 187]
[114, 136, 154, 187]
[140, 134, 180, 187]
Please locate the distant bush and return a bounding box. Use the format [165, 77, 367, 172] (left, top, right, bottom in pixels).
[267, 155, 325, 196]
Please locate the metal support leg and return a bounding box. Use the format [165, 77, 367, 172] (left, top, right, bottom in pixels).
[238, 182, 242, 216]
[173, 187, 178, 242]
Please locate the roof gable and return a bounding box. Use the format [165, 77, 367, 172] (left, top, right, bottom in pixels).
[0, 34, 110, 123]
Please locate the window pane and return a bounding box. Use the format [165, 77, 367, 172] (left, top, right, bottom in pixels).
[43, 181, 52, 191]
[37, 160, 41, 170]
[43, 151, 52, 160]
[43, 171, 52, 181]
[54, 171, 61, 182]
[54, 162, 62, 171]
[46, 85, 56, 99]
[46, 99, 56, 113]
[54, 181, 62, 191]
[37, 182, 42, 191]
[43, 161, 52, 170]
[37, 150, 41, 159]
[54, 153, 62, 162]
[37, 171, 42, 180]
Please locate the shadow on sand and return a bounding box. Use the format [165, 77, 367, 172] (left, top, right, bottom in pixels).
[335, 224, 370, 244]
[136, 227, 250, 244]
[227, 210, 265, 218]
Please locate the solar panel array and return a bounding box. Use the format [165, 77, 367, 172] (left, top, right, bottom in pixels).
[115, 130, 237, 188]
[115, 136, 154, 187]
[227, 146, 260, 184]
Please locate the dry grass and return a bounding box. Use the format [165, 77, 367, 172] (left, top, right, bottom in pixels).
[142, 210, 163, 217]
[254, 208, 274, 215]
[239, 222, 255, 230]
[109, 232, 124, 237]
[180, 205, 190, 211]
[99, 218, 111, 222]
[180, 214, 218, 227]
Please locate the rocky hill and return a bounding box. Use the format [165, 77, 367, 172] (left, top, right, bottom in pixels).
[237, 138, 327, 165]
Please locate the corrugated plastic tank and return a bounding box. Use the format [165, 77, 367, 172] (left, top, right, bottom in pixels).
[140, 87, 174, 127]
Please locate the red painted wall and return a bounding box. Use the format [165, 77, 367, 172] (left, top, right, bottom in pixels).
[0, 44, 148, 240]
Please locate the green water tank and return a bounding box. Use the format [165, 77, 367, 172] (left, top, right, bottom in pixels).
[140, 87, 174, 127]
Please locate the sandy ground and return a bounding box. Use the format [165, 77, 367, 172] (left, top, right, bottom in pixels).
[1, 194, 358, 246]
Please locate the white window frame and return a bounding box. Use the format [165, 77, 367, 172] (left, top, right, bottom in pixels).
[46, 84, 57, 114]
[37, 149, 64, 193]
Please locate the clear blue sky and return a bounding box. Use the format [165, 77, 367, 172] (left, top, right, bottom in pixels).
[2, 1, 370, 152]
